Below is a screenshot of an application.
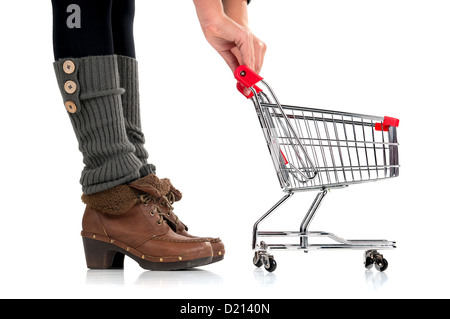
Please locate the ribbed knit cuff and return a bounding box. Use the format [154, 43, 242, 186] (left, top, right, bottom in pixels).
[116, 55, 156, 177]
[116, 55, 140, 130]
[54, 55, 143, 194]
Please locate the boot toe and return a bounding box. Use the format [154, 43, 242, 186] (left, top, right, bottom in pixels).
[137, 232, 214, 264]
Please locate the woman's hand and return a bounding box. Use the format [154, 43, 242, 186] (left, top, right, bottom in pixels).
[193, 0, 266, 74]
[229, 32, 266, 74]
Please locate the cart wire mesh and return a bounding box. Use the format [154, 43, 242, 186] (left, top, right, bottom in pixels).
[256, 101, 400, 192]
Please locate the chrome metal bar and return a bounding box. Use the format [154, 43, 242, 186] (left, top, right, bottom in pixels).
[299, 189, 328, 248]
[371, 119, 380, 179]
[251, 89, 289, 189]
[260, 80, 318, 180]
[278, 141, 398, 149]
[260, 103, 384, 122]
[313, 113, 331, 184]
[258, 231, 395, 245]
[361, 118, 371, 179]
[291, 108, 303, 189]
[284, 164, 399, 172]
[323, 114, 339, 183]
[381, 120, 388, 178]
[332, 114, 347, 182]
[276, 112, 311, 181]
[258, 92, 295, 188]
[252, 192, 294, 250]
[271, 113, 378, 129]
[351, 116, 363, 180]
[290, 108, 308, 185]
[273, 109, 306, 185]
[285, 175, 398, 192]
[267, 243, 396, 251]
[304, 111, 322, 185]
[342, 115, 355, 181]
[389, 126, 399, 177]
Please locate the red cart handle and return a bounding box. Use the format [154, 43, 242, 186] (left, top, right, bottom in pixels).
[234, 65, 263, 87]
[236, 82, 262, 99]
[375, 116, 400, 131]
[234, 65, 264, 98]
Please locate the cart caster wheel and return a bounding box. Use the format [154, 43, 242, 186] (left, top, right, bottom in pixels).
[264, 257, 277, 273]
[364, 257, 374, 270]
[364, 250, 388, 272]
[375, 258, 388, 272]
[253, 253, 263, 268]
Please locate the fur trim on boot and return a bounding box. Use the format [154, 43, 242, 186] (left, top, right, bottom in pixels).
[81, 184, 141, 215]
[128, 174, 171, 198]
[161, 178, 182, 201]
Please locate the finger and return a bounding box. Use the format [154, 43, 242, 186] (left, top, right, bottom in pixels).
[237, 30, 255, 71]
[218, 50, 240, 73]
[255, 40, 267, 74]
[231, 47, 242, 66]
[254, 48, 261, 74]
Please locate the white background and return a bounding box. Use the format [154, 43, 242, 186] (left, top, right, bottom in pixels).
[0, 0, 449, 299]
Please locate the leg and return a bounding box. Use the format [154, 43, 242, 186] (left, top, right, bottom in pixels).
[111, 0, 156, 177]
[109, 2, 224, 260]
[111, 0, 136, 58]
[52, 0, 114, 59]
[52, 0, 142, 194]
[51, 1, 217, 270]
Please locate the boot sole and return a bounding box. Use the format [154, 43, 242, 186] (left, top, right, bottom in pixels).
[211, 255, 224, 264]
[82, 237, 213, 271]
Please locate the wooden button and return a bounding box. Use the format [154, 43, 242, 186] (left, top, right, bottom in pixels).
[64, 80, 77, 94]
[63, 60, 76, 74]
[64, 101, 77, 113]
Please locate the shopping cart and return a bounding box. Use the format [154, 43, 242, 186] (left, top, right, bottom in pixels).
[235, 66, 400, 272]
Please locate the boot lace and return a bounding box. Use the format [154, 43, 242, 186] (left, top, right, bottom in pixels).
[139, 194, 165, 225]
[158, 193, 180, 226]
[167, 191, 176, 205]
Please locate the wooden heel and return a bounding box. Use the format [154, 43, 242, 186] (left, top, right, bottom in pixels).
[82, 237, 125, 269]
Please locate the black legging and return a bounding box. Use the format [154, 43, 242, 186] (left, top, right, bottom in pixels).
[51, 0, 136, 60]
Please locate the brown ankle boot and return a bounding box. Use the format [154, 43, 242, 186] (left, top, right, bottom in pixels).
[129, 174, 225, 264]
[80, 184, 213, 270]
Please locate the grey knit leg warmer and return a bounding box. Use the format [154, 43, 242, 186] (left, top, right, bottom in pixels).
[116, 55, 156, 178]
[54, 55, 142, 195]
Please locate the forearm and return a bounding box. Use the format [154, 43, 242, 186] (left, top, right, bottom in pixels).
[222, 0, 248, 27]
[192, 0, 226, 28]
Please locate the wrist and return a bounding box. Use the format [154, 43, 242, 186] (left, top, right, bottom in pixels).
[193, 0, 225, 26]
[222, 0, 248, 27]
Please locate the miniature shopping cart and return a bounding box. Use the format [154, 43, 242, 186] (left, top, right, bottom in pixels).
[234, 66, 399, 272]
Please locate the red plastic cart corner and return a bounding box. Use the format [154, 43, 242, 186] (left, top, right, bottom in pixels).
[375, 116, 400, 131]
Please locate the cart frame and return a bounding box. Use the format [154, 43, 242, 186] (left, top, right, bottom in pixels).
[235, 66, 399, 272]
